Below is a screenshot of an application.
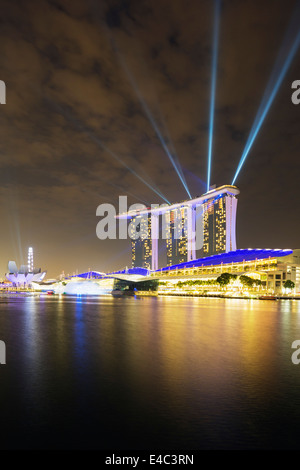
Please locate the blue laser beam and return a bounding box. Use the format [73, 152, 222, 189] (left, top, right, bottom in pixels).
[183, 169, 206, 195]
[48, 99, 170, 204]
[116, 53, 192, 199]
[145, 105, 192, 199]
[207, 0, 221, 192]
[158, 111, 190, 191]
[232, 3, 300, 185]
[91, 137, 171, 204]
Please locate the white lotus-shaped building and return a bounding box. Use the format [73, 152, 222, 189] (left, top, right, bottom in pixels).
[6, 261, 46, 287]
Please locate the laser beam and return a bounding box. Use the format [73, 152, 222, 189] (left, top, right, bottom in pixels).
[116, 53, 192, 199]
[90, 136, 171, 204]
[232, 3, 300, 185]
[48, 99, 171, 204]
[158, 111, 190, 191]
[207, 0, 221, 192]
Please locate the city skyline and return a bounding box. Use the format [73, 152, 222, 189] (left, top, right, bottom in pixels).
[0, 0, 299, 278]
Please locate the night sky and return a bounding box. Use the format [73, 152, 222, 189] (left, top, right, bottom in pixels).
[0, 0, 299, 278]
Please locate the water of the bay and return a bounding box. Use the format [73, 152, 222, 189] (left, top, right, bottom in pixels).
[0, 294, 300, 450]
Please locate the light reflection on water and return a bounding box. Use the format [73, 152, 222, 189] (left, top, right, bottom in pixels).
[0, 295, 300, 449]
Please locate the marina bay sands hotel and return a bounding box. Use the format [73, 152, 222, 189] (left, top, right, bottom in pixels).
[119, 185, 239, 271]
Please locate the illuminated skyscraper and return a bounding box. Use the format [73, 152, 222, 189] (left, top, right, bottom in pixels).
[130, 214, 152, 270]
[202, 189, 238, 257]
[120, 185, 239, 270]
[165, 208, 189, 266]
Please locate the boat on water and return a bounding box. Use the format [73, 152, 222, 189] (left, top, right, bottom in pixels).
[259, 295, 277, 300]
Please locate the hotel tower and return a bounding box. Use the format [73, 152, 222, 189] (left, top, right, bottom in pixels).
[123, 185, 239, 270]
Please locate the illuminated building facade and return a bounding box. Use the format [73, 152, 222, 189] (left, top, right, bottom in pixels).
[6, 254, 46, 287]
[72, 249, 300, 296]
[130, 214, 153, 270]
[203, 190, 238, 257]
[152, 248, 300, 295]
[118, 185, 239, 270]
[268, 249, 300, 293]
[166, 208, 188, 266]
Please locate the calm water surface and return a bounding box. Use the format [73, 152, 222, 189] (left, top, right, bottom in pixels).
[1, 294, 300, 449]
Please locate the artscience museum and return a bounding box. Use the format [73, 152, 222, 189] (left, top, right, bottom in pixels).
[6, 261, 47, 287]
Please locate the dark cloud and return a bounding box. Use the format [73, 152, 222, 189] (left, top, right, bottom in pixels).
[168, 31, 180, 48]
[226, 124, 247, 142]
[105, 5, 122, 29]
